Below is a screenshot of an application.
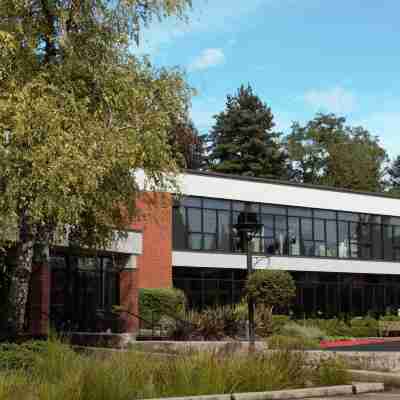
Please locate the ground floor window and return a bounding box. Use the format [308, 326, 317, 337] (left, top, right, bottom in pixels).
[173, 267, 400, 317]
[50, 253, 120, 332]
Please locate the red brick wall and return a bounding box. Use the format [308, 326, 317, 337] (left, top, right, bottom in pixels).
[130, 192, 173, 289]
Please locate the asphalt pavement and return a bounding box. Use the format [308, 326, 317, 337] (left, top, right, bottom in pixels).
[325, 342, 400, 352]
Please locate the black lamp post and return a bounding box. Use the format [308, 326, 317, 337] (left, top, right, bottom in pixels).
[234, 208, 262, 350]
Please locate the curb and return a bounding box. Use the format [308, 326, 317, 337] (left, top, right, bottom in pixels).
[146, 383, 384, 400]
[320, 338, 384, 349]
[350, 369, 400, 388]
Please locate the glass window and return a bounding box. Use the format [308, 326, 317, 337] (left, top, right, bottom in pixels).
[288, 207, 312, 217]
[261, 204, 286, 215]
[350, 242, 359, 258]
[314, 219, 325, 241]
[289, 217, 300, 256]
[383, 225, 393, 260]
[315, 242, 326, 257]
[338, 212, 359, 222]
[261, 214, 274, 237]
[188, 208, 202, 232]
[359, 223, 371, 243]
[188, 233, 202, 250]
[350, 222, 359, 242]
[182, 197, 202, 208]
[394, 226, 400, 246]
[204, 234, 217, 250]
[173, 207, 186, 249]
[275, 216, 288, 255]
[302, 241, 314, 257]
[314, 210, 336, 220]
[232, 201, 245, 211]
[372, 224, 382, 259]
[301, 218, 313, 241]
[203, 209, 217, 233]
[203, 198, 230, 210]
[264, 238, 278, 255]
[217, 211, 230, 251]
[338, 221, 349, 258]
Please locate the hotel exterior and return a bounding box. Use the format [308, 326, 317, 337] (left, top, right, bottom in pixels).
[21, 170, 400, 336]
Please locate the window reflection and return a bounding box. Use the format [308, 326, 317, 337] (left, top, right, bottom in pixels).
[173, 195, 400, 262]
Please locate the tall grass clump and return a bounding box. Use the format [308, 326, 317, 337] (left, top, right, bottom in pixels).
[0, 339, 350, 399]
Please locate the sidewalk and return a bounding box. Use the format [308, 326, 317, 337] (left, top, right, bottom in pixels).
[311, 391, 400, 399]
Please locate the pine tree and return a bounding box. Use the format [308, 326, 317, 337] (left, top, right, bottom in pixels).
[207, 85, 288, 178]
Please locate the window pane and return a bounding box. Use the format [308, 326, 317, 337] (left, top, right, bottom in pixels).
[217, 211, 231, 251]
[383, 225, 393, 260]
[182, 197, 201, 207]
[203, 209, 217, 233]
[394, 226, 400, 246]
[372, 224, 382, 259]
[261, 214, 274, 237]
[338, 212, 359, 222]
[360, 245, 371, 259]
[173, 207, 187, 249]
[275, 216, 288, 255]
[204, 234, 217, 250]
[261, 204, 286, 215]
[338, 221, 349, 258]
[289, 217, 300, 255]
[265, 238, 277, 255]
[301, 218, 313, 241]
[203, 198, 230, 210]
[326, 220, 337, 243]
[232, 201, 245, 211]
[188, 208, 202, 232]
[188, 233, 202, 250]
[350, 222, 359, 242]
[360, 223, 371, 243]
[288, 207, 312, 217]
[302, 241, 314, 257]
[314, 210, 336, 219]
[314, 219, 325, 241]
[315, 242, 326, 257]
[350, 242, 359, 258]
[327, 242, 338, 258]
[382, 216, 400, 226]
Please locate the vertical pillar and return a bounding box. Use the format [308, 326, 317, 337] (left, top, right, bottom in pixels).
[119, 258, 139, 333]
[29, 262, 50, 337]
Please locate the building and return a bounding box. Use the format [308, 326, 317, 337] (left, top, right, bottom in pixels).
[16, 170, 400, 336]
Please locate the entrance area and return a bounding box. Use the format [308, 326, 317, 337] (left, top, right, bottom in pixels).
[50, 254, 121, 332]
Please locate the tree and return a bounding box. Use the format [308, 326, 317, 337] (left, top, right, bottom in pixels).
[168, 117, 205, 170]
[0, 0, 192, 336]
[286, 113, 387, 192]
[207, 85, 288, 178]
[245, 270, 296, 315]
[387, 156, 400, 196]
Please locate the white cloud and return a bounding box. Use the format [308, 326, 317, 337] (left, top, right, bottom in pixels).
[189, 48, 225, 71]
[304, 87, 357, 114]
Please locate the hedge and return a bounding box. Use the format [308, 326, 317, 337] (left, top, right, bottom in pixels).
[139, 288, 186, 325]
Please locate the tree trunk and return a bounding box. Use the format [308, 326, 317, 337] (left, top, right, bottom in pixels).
[7, 221, 36, 337]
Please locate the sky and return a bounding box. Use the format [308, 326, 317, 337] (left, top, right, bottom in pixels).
[133, 0, 400, 158]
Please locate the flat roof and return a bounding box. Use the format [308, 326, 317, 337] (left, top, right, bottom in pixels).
[185, 169, 400, 201]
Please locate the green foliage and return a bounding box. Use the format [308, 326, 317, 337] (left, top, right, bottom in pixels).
[350, 317, 379, 338]
[0, 339, 350, 399]
[245, 270, 296, 311]
[208, 84, 288, 178]
[281, 322, 326, 340]
[139, 287, 187, 324]
[312, 357, 351, 387]
[0, 0, 192, 333]
[0, 341, 49, 371]
[286, 113, 388, 191]
[267, 335, 320, 350]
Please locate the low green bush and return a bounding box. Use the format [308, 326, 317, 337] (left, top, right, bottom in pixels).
[0, 341, 49, 371]
[311, 357, 351, 386]
[267, 335, 320, 350]
[350, 317, 379, 338]
[281, 322, 326, 340]
[139, 287, 186, 325]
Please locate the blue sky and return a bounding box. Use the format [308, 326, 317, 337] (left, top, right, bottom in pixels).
[134, 0, 400, 158]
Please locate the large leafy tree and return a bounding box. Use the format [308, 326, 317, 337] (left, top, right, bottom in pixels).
[0, 0, 192, 336]
[207, 85, 288, 178]
[286, 113, 387, 192]
[387, 156, 400, 196]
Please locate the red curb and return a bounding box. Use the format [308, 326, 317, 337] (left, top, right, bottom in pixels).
[320, 338, 385, 349]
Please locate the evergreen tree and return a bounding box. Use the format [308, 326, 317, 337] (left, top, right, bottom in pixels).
[207, 85, 288, 178]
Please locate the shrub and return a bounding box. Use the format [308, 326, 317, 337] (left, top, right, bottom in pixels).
[311, 357, 351, 386]
[267, 335, 320, 350]
[245, 270, 296, 313]
[139, 288, 186, 325]
[281, 322, 326, 340]
[0, 341, 49, 371]
[350, 317, 379, 338]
